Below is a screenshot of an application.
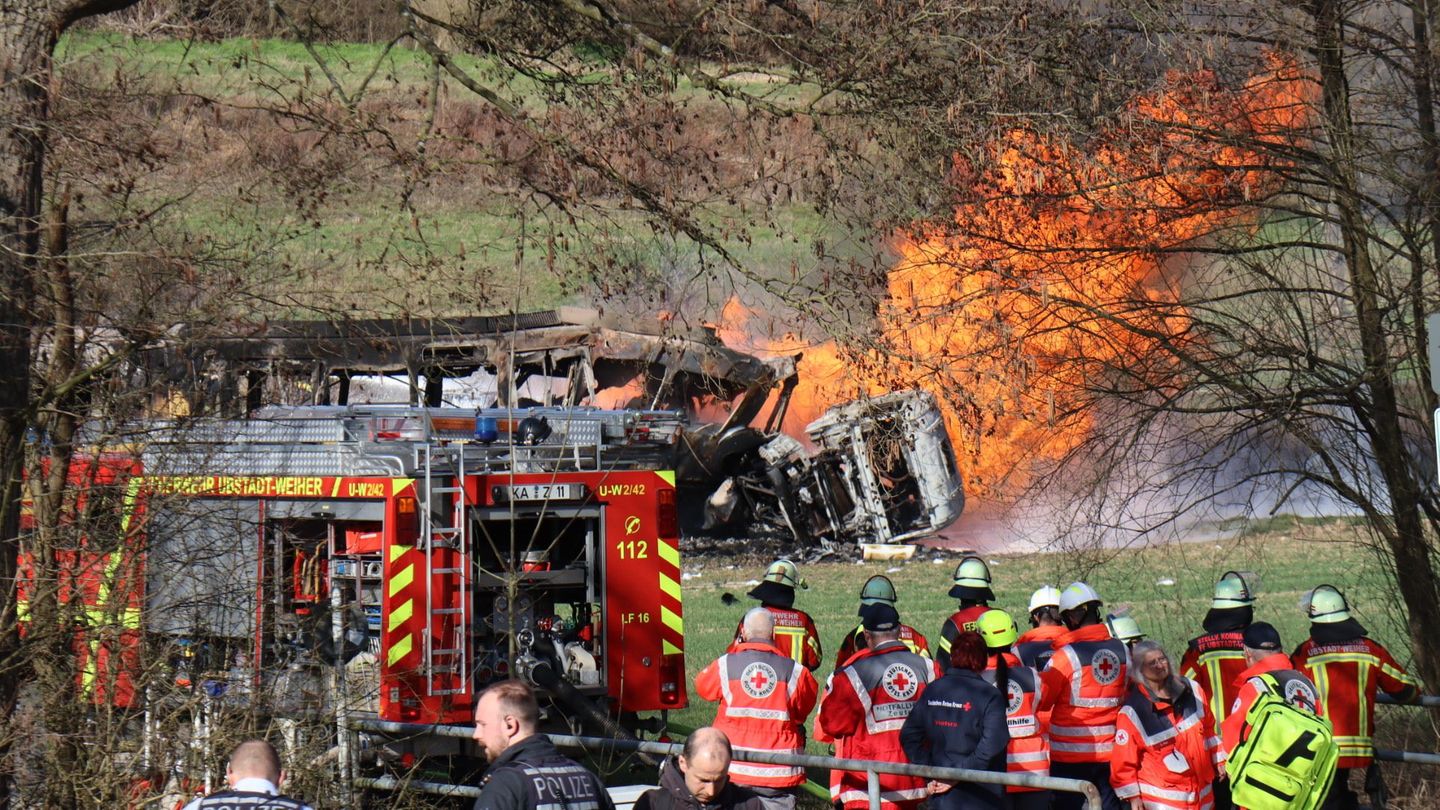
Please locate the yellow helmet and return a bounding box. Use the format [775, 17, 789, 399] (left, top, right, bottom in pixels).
[1212, 571, 1255, 609]
[1304, 584, 1351, 623]
[976, 608, 1019, 650]
[949, 556, 995, 600]
[762, 559, 806, 589]
[1105, 612, 1145, 643]
[748, 559, 807, 608]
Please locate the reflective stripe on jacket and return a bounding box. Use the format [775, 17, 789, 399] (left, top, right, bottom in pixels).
[1218, 653, 1322, 758]
[937, 605, 989, 672]
[1292, 637, 1419, 768]
[1111, 678, 1222, 810]
[731, 606, 823, 672]
[982, 652, 1050, 793]
[695, 642, 819, 788]
[1180, 631, 1247, 727]
[1036, 623, 1129, 763]
[835, 622, 931, 669]
[817, 640, 942, 810]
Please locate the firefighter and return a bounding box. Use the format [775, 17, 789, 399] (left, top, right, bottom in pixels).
[1016, 585, 1065, 670]
[1218, 622, 1322, 758]
[833, 575, 931, 667]
[937, 555, 994, 671]
[817, 602, 942, 810]
[976, 608, 1052, 810]
[471, 680, 615, 810]
[1105, 611, 1146, 650]
[1292, 585, 1419, 810]
[181, 740, 313, 810]
[900, 630, 1010, 810]
[1112, 640, 1225, 810]
[1180, 571, 1255, 810]
[696, 607, 818, 810]
[634, 728, 766, 810]
[732, 559, 822, 672]
[1036, 581, 1129, 810]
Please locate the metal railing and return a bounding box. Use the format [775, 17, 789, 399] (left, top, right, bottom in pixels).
[348, 720, 1103, 809]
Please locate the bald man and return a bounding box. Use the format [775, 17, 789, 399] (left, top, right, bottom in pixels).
[695, 608, 817, 810]
[182, 739, 313, 810]
[635, 728, 765, 810]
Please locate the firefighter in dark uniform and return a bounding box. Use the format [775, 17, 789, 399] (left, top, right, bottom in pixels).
[937, 556, 994, 672]
[471, 679, 615, 810]
[181, 740, 313, 810]
[731, 560, 823, 672]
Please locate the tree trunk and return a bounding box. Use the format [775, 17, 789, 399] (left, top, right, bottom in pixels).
[1312, 0, 1440, 694]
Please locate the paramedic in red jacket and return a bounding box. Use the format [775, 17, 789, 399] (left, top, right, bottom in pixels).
[696, 607, 818, 810]
[730, 560, 822, 672]
[817, 602, 941, 810]
[976, 608, 1052, 810]
[1036, 581, 1129, 810]
[833, 575, 931, 667]
[1112, 640, 1225, 810]
[1219, 622, 1322, 758]
[1292, 585, 1419, 810]
[1016, 585, 1066, 671]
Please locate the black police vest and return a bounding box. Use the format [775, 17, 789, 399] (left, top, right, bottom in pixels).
[191, 790, 308, 810]
[498, 755, 606, 810]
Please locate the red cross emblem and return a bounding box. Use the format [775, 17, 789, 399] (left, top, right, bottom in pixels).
[882, 663, 920, 700]
[1091, 649, 1122, 685]
[740, 661, 779, 698]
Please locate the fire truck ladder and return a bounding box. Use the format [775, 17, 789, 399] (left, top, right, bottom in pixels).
[416, 441, 471, 699]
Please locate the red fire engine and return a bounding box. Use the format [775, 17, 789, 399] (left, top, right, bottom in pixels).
[20, 404, 689, 798]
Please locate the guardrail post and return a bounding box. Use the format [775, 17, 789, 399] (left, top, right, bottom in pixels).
[867, 769, 880, 808]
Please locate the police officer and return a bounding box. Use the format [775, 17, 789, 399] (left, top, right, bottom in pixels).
[1292, 586, 1419, 810]
[937, 556, 994, 671]
[1180, 571, 1255, 810]
[1016, 585, 1065, 670]
[833, 575, 931, 667]
[732, 560, 822, 671]
[901, 630, 1009, 810]
[471, 680, 615, 810]
[696, 608, 818, 810]
[976, 609, 1051, 810]
[1036, 581, 1129, 810]
[181, 740, 313, 810]
[818, 602, 942, 810]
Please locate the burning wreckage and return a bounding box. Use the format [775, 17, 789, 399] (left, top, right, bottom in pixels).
[152, 307, 964, 548]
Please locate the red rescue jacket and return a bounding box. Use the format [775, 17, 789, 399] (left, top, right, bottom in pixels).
[1180, 631, 1248, 727]
[1292, 636, 1418, 768]
[1036, 623, 1129, 763]
[1015, 625, 1066, 671]
[695, 641, 819, 788]
[937, 604, 989, 672]
[1112, 677, 1223, 810]
[1219, 653, 1323, 757]
[731, 605, 823, 672]
[817, 640, 942, 810]
[982, 652, 1049, 793]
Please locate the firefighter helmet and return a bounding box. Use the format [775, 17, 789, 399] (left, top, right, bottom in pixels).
[1105, 612, 1145, 644]
[976, 608, 1019, 650]
[516, 415, 552, 446]
[748, 559, 806, 608]
[1304, 584, 1351, 623]
[859, 575, 899, 609]
[1212, 571, 1255, 609]
[1028, 585, 1061, 614]
[948, 556, 995, 600]
[1059, 581, 1103, 612]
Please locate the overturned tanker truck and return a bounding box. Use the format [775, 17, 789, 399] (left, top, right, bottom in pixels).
[150, 307, 965, 549]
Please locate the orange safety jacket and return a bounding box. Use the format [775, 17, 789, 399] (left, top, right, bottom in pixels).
[1015, 625, 1066, 671]
[937, 604, 990, 672]
[1219, 653, 1322, 758]
[1112, 677, 1223, 810]
[1036, 623, 1129, 763]
[834, 622, 931, 669]
[1292, 636, 1419, 768]
[695, 641, 819, 788]
[1180, 631, 1248, 728]
[982, 652, 1050, 793]
[731, 605, 823, 672]
[817, 640, 942, 810]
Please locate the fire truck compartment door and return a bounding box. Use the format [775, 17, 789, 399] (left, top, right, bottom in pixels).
[146, 498, 261, 638]
[264, 500, 385, 521]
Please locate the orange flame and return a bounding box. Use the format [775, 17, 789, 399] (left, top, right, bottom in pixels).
[721, 56, 1312, 500]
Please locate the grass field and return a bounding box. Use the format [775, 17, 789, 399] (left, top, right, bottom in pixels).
[668, 520, 1431, 755]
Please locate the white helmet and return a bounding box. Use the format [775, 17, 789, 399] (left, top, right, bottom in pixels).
[1028, 585, 1061, 614]
[1059, 581, 1102, 612]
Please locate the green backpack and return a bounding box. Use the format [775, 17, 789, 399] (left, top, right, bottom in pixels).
[1228, 673, 1339, 810]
